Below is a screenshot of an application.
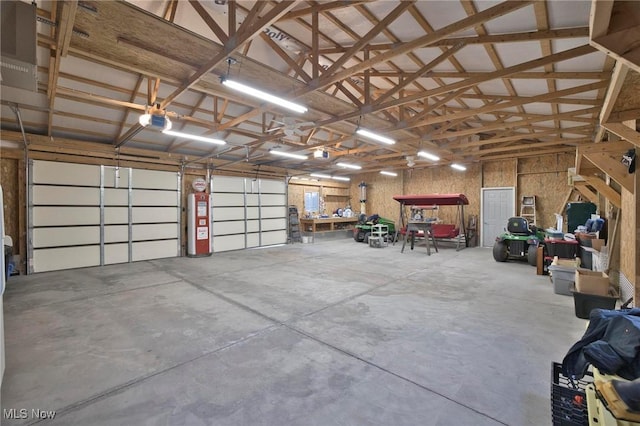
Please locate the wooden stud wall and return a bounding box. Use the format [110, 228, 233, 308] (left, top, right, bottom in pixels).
[482, 160, 516, 188]
[621, 187, 635, 288]
[0, 157, 20, 262]
[351, 172, 404, 221]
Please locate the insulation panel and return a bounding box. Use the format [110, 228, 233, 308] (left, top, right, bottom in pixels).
[32, 186, 99, 206]
[132, 240, 177, 261]
[260, 179, 286, 194]
[33, 207, 99, 226]
[132, 207, 178, 223]
[132, 223, 178, 241]
[132, 169, 178, 190]
[104, 225, 128, 243]
[33, 226, 100, 248]
[104, 243, 129, 264]
[262, 230, 287, 246]
[32, 246, 100, 272]
[211, 193, 245, 207]
[132, 189, 178, 206]
[212, 175, 245, 192]
[32, 160, 99, 186]
[212, 220, 245, 235]
[212, 207, 245, 221]
[262, 218, 286, 231]
[213, 234, 245, 252]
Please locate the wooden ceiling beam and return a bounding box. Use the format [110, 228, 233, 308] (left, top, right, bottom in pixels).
[188, 0, 229, 44]
[477, 147, 575, 161]
[357, 71, 608, 79]
[317, 27, 589, 54]
[311, 0, 533, 91]
[583, 152, 635, 193]
[323, 1, 415, 76]
[281, 1, 370, 20]
[475, 137, 589, 156]
[431, 106, 600, 139]
[583, 176, 622, 208]
[374, 43, 465, 104]
[574, 182, 599, 204]
[417, 80, 606, 127]
[603, 122, 640, 148]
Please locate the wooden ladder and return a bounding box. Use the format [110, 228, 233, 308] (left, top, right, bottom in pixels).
[520, 196, 537, 225]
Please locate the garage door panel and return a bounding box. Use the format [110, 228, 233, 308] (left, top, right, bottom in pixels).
[132, 207, 178, 223]
[246, 207, 259, 220]
[212, 176, 245, 192]
[33, 161, 99, 186]
[213, 234, 245, 252]
[246, 220, 260, 233]
[262, 230, 287, 246]
[105, 207, 129, 224]
[132, 240, 177, 261]
[132, 169, 178, 190]
[211, 193, 245, 207]
[104, 243, 129, 264]
[246, 194, 259, 206]
[262, 218, 286, 231]
[260, 179, 285, 194]
[33, 207, 99, 226]
[32, 186, 99, 206]
[261, 194, 285, 206]
[246, 233, 259, 248]
[132, 189, 177, 206]
[33, 246, 100, 273]
[33, 226, 100, 248]
[261, 206, 285, 219]
[212, 207, 244, 221]
[104, 188, 128, 206]
[133, 224, 178, 241]
[103, 167, 130, 188]
[105, 225, 128, 243]
[212, 221, 244, 235]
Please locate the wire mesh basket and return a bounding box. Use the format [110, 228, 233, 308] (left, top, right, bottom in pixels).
[551, 362, 593, 426]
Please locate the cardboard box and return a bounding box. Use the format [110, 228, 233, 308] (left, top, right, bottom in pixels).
[575, 268, 609, 296]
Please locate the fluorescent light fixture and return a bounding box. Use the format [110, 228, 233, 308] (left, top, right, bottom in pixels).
[270, 150, 308, 160]
[380, 171, 397, 177]
[332, 176, 350, 181]
[162, 129, 226, 145]
[356, 128, 395, 145]
[221, 78, 307, 113]
[310, 173, 332, 179]
[417, 151, 440, 161]
[451, 163, 467, 171]
[336, 162, 361, 170]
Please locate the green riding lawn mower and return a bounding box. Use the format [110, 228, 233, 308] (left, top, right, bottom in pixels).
[493, 216, 545, 266]
[353, 214, 396, 243]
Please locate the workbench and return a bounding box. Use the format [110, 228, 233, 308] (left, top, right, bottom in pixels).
[300, 217, 358, 233]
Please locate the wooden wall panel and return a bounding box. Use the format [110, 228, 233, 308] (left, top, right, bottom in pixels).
[1, 157, 19, 251]
[620, 187, 635, 283]
[483, 160, 516, 187]
[517, 154, 575, 230]
[353, 172, 404, 222]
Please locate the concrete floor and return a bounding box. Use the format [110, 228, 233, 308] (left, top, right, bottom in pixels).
[1, 238, 590, 425]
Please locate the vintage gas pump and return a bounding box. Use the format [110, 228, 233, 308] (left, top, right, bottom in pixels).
[187, 178, 212, 257]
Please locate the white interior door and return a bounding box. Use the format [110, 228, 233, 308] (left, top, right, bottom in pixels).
[481, 187, 515, 247]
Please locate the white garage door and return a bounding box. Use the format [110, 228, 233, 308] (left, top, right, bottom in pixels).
[29, 160, 180, 273]
[211, 176, 287, 253]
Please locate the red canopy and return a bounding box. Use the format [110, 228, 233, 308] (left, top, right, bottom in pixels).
[393, 194, 469, 206]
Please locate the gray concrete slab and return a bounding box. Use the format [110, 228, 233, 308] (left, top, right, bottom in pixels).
[1, 239, 591, 425]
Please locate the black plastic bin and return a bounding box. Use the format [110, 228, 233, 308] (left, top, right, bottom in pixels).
[572, 291, 617, 319]
[551, 362, 593, 426]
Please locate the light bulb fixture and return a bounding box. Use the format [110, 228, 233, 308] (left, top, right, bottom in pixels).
[356, 128, 395, 145]
[310, 173, 331, 179]
[221, 77, 307, 114]
[451, 163, 467, 171]
[380, 171, 397, 177]
[332, 176, 350, 181]
[162, 129, 226, 145]
[270, 150, 308, 160]
[336, 162, 361, 170]
[417, 151, 440, 161]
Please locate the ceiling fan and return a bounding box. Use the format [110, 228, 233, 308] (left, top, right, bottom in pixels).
[266, 116, 315, 137]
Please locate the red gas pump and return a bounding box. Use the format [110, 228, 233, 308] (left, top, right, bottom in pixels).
[187, 178, 212, 257]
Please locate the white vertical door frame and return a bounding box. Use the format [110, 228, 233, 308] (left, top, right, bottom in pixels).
[480, 187, 516, 247]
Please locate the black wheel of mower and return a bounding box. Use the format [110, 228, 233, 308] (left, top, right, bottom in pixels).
[354, 230, 365, 242]
[493, 241, 508, 262]
[527, 245, 538, 266]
